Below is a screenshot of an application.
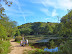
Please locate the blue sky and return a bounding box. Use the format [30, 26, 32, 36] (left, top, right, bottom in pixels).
[1, 0, 72, 25]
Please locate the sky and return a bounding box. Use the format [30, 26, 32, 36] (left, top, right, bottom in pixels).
[1, 0, 72, 25]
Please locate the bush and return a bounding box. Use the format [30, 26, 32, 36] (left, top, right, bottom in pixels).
[0, 41, 10, 54]
[15, 36, 22, 41]
[5, 37, 11, 41]
[55, 40, 72, 54]
[0, 24, 7, 39]
[0, 47, 4, 53]
[0, 40, 3, 44]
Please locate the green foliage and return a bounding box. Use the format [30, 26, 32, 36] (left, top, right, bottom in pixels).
[49, 40, 55, 48]
[20, 28, 32, 35]
[0, 40, 3, 44]
[26, 49, 51, 54]
[0, 40, 11, 54]
[17, 22, 57, 35]
[31, 22, 42, 35]
[15, 30, 21, 36]
[0, 47, 4, 54]
[11, 27, 18, 37]
[15, 36, 22, 41]
[0, 24, 7, 39]
[0, 2, 15, 54]
[55, 40, 72, 54]
[28, 40, 72, 54]
[0, 4, 17, 39]
[44, 24, 53, 35]
[53, 10, 72, 38]
[30, 46, 35, 49]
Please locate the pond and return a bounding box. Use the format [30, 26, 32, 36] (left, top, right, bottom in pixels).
[44, 47, 58, 52]
[37, 39, 49, 43]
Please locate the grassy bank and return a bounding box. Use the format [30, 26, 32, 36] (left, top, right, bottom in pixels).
[0, 40, 11, 54]
[14, 35, 72, 54]
[24, 40, 72, 54]
[23, 46, 51, 54]
[24, 49, 51, 54]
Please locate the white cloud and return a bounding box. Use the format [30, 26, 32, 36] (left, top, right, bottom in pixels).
[45, 18, 50, 20]
[40, 8, 58, 16]
[31, 0, 72, 10]
[30, 0, 41, 3]
[52, 9, 58, 17]
[8, 0, 26, 23]
[2, 0, 34, 23]
[40, 8, 51, 16]
[57, 0, 72, 10]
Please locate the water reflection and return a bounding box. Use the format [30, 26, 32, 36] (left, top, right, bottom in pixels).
[44, 47, 58, 52]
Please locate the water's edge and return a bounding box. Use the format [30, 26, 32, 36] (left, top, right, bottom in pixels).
[44, 47, 58, 52]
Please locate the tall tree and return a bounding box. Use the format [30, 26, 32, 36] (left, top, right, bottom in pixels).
[44, 24, 53, 35]
[31, 22, 41, 35]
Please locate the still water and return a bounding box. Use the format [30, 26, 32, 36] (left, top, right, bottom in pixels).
[44, 47, 58, 52]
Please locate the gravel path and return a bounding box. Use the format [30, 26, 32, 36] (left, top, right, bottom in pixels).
[8, 39, 34, 54]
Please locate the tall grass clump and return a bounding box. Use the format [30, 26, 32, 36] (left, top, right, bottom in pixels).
[0, 40, 11, 54]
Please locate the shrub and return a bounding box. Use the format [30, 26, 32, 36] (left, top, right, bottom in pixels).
[56, 40, 72, 54]
[0, 47, 4, 53]
[31, 46, 35, 49]
[15, 36, 22, 41]
[0, 24, 7, 40]
[0, 40, 3, 44]
[0, 41, 10, 54]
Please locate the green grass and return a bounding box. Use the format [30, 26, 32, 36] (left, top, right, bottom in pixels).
[0, 40, 11, 54]
[16, 41, 20, 43]
[28, 45, 53, 54]
[23, 48, 51, 54]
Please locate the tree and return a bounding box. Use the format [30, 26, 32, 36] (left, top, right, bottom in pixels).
[0, 24, 7, 39]
[60, 10, 72, 37]
[44, 24, 53, 35]
[53, 10, 72, 38]
[31, 22, 41, 35]
[0, 0, 12, 7]
[20, 27, 32, 35]
[0, 1, 17, 39]
[15, 30, 21, 36]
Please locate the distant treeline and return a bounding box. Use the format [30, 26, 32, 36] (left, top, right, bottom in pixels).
[16, 22, 57, 36]
[16, 10, 72, 38]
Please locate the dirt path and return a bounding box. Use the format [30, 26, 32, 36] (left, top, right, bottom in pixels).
[8, 39, 34, 54]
